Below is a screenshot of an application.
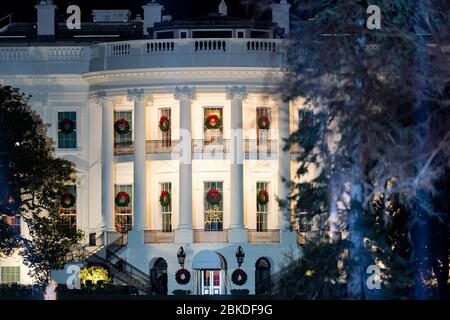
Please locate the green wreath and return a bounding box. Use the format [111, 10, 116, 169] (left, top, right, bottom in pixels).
[257, 189, 269, 206]
[61, 192, 76, 208]
[114, 119, 130, 135]
[206, 189, 221, 206]
[175, 269, 191, 285]
[115, 191, 131, 207]
[159, 191, 171, 207]
[258, 115, 270, 130]
[204, 115, 222, 130]
[231, 269, 247, 286]
[59, 119, 75, 134]
[159, 116, 171, 132]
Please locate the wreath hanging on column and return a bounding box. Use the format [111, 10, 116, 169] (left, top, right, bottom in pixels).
[115, 191, 131, 207]
[159, 190, 171, 207]
[258, 115, 270, 130]
[257, 189, 269, 206]
[206, 189, 221, 206]
[175, 269, 191, 285]
[61, 192, 76, 208]
[231, 269, 247, 286]
[114, 119, 130, 135]
[159, 116, 171, 132]
[59, 119, 75, 134]
[204, 115, 222, 130]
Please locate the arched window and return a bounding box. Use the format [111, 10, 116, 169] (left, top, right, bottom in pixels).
[150, 258, 168, 295]
[255, 257, 271, 295]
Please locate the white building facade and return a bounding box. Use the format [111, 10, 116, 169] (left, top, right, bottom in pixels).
[0, 1, 305, 295]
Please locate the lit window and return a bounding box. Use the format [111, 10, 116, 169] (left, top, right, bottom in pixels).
[0, 266, 20, 284]
[257, 182, 269, 232]
[115, 185, 133, 233]
[204, 181, 223, 231]
[114, 111, 133, 147]
[59, 186, 77, 229]
[160, 182, 172, 232]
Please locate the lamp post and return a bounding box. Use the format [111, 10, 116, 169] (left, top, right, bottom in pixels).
[177, 246, 186, 268]
[235, 246, 245, 268]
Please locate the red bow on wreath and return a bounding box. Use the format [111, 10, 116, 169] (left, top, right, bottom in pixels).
[159, 116, 170, 132]
[205, 115, 221, 129]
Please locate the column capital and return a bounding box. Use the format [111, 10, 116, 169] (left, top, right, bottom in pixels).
[226, 86, 247, 100]
[174, 86, 196, 101]
[127, 88, 145, 102]
[95, 90, 107, 104]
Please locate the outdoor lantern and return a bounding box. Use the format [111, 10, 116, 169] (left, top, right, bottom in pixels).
[236, 246, 245, 267]
[177, 246, 186, 267]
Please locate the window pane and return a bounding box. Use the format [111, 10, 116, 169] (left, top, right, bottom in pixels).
[115, 185, 133, 233]
[114, 111, 133, 146]
[257, 182, 269, 232]
[204, 181, 223, 231]
[0, 266, 20, 284]
[159, 109, 172, 147]
[160, 182, 172, 232]
[256, 107, 271, 145]
[204, 108, 223, 145]
[58, 111, 77, 149]
[59, 185, 77, 229]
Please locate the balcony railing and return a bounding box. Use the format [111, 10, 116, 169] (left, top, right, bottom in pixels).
[248, 229, 280, 243]
[144, 230, 175, 243]
[194, 230, 228, 243]
[114, 139, 283, 157]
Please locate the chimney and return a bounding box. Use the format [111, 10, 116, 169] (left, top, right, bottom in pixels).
[142, 0, 164, 36]
[218, 0, 228, 16]
[271, 0, 291, 37]
[35, 0, 57, 37]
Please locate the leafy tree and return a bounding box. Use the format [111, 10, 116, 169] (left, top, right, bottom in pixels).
[0, 85, 83, 287]
[280, 0, 450, 299]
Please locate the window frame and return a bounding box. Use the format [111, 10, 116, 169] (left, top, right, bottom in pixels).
[203, 181, 224, 232]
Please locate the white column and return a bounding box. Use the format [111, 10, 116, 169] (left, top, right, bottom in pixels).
[127, 89, 148, 233]
[226, 86, 248, 243]
[276, 96, 294, 243]
[174, 87, 195, 243]
[99, 91, 115, 233]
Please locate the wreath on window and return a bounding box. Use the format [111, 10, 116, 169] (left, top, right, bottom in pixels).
[231, 269, 247, 286]
[61, 192, 76, 208]
[175, 269, 191, 285]
[115, 191, 131, 207]
[59, 119, 75, 134]
[206, 189, 221, 205]
[159, 190, 171, 207]
[114, 119, 130, 135]
[159, 116, 171, 132]
[115, 215, 130, 234]
[257, 189, 269, 206]
[258, 115, 270, 130]
[204, 115, 222, 130]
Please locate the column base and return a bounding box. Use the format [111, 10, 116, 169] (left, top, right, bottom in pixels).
[228, 228, 248, 243]
[175, 229, 194, 244]
[280, 229, 297, 245]
[127, 230, 144, 246]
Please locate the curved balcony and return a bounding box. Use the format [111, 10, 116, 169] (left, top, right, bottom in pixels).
[89, 38, 286, 72]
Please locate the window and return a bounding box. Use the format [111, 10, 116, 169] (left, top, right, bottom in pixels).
[58, 111, 77, 149]
[1, 215, 21, 235]
[204, 108, 223, 146]
[298, 110, 313, 144]
[237, 31, 245, 39]
[204, 181, 223, 231]
[115, 185, 133, 233]
[257, 182, 269, 232]
[160, 182, 172, 232]
[0, 266, 20, 284]
[255, 258, 271, 295]
[256, 107, 271, 146]
[59, 185, 77, 229]
[159, 108, 171, 148]
[180, 31, 188, 39]
[114, 111, 133, 148]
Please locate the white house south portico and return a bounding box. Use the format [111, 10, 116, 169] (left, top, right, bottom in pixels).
[0, 1, 302, 295]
